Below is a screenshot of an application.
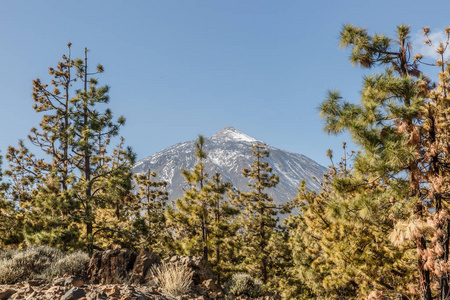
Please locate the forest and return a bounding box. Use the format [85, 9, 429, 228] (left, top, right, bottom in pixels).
[1, 24, 450, 300]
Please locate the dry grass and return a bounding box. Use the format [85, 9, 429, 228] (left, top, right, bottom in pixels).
[151, 261, 194, 297]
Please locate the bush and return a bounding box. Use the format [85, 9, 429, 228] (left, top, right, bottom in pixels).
[225, 273, 265, 298]
[0, 245, 64, 284]
[151, 261, 194, 297]
[0, 259, 22, 284]
[41, 251, 90, 280]
[0, 248, 18, 261]
[0, 245, 89, 284]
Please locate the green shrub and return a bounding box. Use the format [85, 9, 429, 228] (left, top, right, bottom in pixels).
[0, 245, 64, 284]
[0, 245, 89, 284]
[0, 260, 22, 284]
[151, 261, 193, 297]
[41, 251, 90, 280]
[0, 248, 18, 261]
[225, 273, 265, 298]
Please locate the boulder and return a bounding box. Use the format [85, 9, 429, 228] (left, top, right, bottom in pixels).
[202, 279, 218, 292]
[65, 276, 84, 287]
[44, 285, 67, 299]
[0, 289, 14, 300]
[86, 249, 138, 284]
[129, 250, 160, 284]
[61, 287, 86, 300]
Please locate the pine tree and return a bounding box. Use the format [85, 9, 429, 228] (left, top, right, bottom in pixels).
[167, 135, 238, 274]
[90, 138, 137, 250]
[318, 25, 450, 299]
[208, 172, 239, 285]
[133, 168, 170, 254]
[3, 45, 132, 252]
[167, 135, 212, 260]
[289, 146, 415, 299]
[411, 27, 450, 300]
[70, 47, 128, 252]
[238, 143, 279, 284]
[5, 44, 81, 249]
[0, 153, 23, 247]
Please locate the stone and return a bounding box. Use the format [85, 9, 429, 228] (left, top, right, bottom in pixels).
[61, 287, 86, 300]
[104, 285, 120, 297]
[52, 277, 67, 286]
[86, 249, 138, 284]
[0, 289, 15, 300]
[64, 276, 84, 287]
[202, 279, 218, 292]
[129, 250, 160, 284]
[45, 286, 66, 299]
[26, 279, 45, 286]
[24, 291, 38, 300]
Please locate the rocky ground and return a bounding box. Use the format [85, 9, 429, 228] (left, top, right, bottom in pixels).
[0, 249, 280, 300]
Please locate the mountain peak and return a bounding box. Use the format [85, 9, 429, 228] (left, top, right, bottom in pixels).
[210, 127, 258, 143]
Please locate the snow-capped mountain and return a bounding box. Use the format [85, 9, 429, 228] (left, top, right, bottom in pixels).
[133, 127, 327, 206]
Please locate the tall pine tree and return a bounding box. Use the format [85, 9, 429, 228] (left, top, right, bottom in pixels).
[319, 25, 450, 299]
[167, 135, 212, 261]
[133, 168, 170, 254]
[238, 143, 279, 284]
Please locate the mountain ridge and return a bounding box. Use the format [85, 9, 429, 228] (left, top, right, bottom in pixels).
[133, 127, 327, 205]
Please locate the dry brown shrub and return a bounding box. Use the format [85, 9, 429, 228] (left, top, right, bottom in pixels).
[151, 261, 194, 297]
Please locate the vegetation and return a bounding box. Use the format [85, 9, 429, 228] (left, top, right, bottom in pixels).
[151, 261, 194, 297]
[236, 143, 280, 284]
[225, 272, 265, 297]
[0, 245, 88, 284]
[3, 25, 450, 300]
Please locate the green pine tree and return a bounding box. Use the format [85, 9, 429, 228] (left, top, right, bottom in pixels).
[70, 47, 129, 252]
[167, 135, 239, 276]
[0, 153, 23, 247]
[5, 43, 81, 249]
[133, 168, 170, 254]
[237, 143, 279, 284]
[167, 135, 212, 260]
[318, 25, 450, 300]
[289, 146, 415, 299]
[208, 172, 239, 285]
[3, 45, 133, 252]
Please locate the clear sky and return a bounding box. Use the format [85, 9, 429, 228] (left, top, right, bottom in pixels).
[1, 0, 449, 167]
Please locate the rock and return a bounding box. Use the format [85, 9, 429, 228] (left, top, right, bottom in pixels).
[202, 279, 218, 292]
[104, 285, 120, 297]
[52, 276, 67, 286]
[0, 289, 14, 300]
[61, 287, 86, 300]
[45, 286, 66, 299]
[129, 250, 160, 284]
[25, 279, 46, 286]
[86, 249, 138, 284]
[64, 276, 84, 287]
[24, 291, 38, 300]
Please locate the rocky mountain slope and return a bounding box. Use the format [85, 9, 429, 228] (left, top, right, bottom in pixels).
[133, 127, 327, 206]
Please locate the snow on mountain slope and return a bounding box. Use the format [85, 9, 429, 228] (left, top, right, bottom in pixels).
[133, 127, 327, 205]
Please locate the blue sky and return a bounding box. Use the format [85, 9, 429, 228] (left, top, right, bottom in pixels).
[1, 0, 449, 167]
